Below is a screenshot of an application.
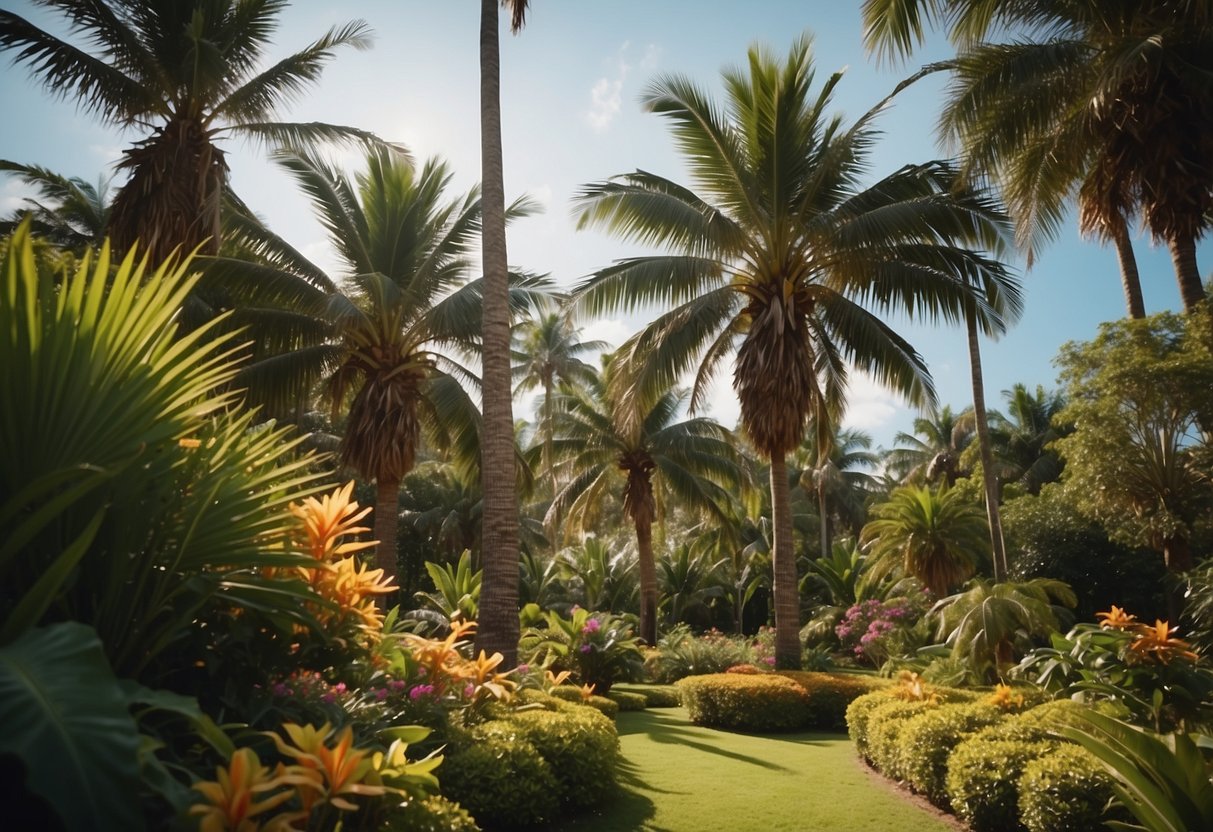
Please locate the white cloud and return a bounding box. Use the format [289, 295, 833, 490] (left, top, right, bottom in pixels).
[301, 239, 344, 280]
[840, 370, 901, 433]
[580, 317, 632, 350]
[585, 42, 636, 132]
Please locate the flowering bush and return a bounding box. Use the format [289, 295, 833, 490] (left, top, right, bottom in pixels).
[1013, 605, 1213, 731]
[519, 606, 644, 694]
[835, 597, 923, 666]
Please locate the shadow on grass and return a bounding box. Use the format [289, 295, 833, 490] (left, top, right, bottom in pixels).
[615, 710, 793, 772]
[550, 758, 662, 831]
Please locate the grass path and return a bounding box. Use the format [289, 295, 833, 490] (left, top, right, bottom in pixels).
[559, 706, 960, 832]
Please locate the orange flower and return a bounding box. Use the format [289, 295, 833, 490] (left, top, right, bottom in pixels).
[890, 671, 940, 704]
[578, 683, 597, 701]
[543, 669, 572, 692]
[189, 748, 297, 832]
[290, 482, 376, 562]
[1128, 620, 1199, 664]
[987, 683, 1025, 712]
[458, 650, 517, 701]
[1096, 605, 1139, 631]
[269, 723, 386, 813]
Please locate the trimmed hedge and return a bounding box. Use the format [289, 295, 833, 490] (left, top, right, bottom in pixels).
[505, 707, 619, 810]
[388, 795, 481, 831]
[607, 690, 649, 711]
[777, 671, 888, 730]
[865, 699, 940, 775]
[611, 683, 681, 708]
[441, 724, 558, 829]
[677, 673, 810, 731]
[1019, 744, 1130, 832]
[549, 685, 621, 718]
[895, 702, 1006, 803]
[946, 738, 1056, 832]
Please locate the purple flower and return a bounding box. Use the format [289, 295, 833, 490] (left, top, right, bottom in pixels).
[375, 688, 388, 701]
[579, 644, 593, 654]
[388, 679, 406, 692]
[517, 663, 530, 675]
[582, 618, 601, 634]
[409, 684, 435, 701]
[271, 682, 289, 697]
[464, 684, 475, 697]
[763, 656, 776, 666]
[321, 693, 336, 704]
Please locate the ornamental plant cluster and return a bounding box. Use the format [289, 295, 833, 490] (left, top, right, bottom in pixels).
[835, 597, 924, 666]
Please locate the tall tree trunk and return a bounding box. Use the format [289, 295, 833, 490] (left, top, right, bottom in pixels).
[475, 0, 520, 667]
[1111, 221, 1146, 319]
[544, 373, 559, 555]
[1169, 235, 1206, 312]
[967, 314, 1008, 582]
[373, 476, 401, 601]
[817, 485, 830, 561]
[635, 515, 658, 646]
[769, 455, 801, 669]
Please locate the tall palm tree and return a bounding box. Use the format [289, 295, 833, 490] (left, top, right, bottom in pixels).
[862, 0, 1213, 313]
[790, 427, 879, 560]
[477, 0, 531, 666]
[571, 36, 1015, 667]
[989, 383, 1069, 495]
[0, 1, 382, 265]
[0, 160, 111, 250]
[861, 485, 988, 596]
[200, 147, 548, 585]
[547, 360, 745, 645]
[513, 311, 607, 505]
[886, 405, 974, 486]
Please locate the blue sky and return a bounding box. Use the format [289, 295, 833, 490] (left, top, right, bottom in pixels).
[1, 1, 1208, 451]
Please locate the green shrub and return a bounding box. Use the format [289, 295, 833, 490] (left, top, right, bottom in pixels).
[649, 627, 752, 682]
[548, 686, 621, 718]
[611, 684, 680, 708]
[440, 724, 558, 829]
[387, 795, 481, 832]
[607, 690, 649, 711]
[504, 707, 619, 810]
[846, 691, 895, 756]
[677, 674, 810, 731]
[865, 699, 940, 775]
[778, 671, 888, 730]
[895, 702, 1006, 803]
[1019, 744, 1129, 832]
[946, 738, 1056, 832]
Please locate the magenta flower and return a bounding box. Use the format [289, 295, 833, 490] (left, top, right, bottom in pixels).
[409, 684, 435, 701]
[582, 618, 601, 635]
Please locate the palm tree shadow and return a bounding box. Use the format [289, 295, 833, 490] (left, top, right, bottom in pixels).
[617, 710, 792, 772]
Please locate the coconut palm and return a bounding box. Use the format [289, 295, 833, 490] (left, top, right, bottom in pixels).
[547, 360, 746, 644]
[513, 312, 607, 506]
[200, 146, 549, 585]
[0, 1, 383, 265]
[571, 36, 1015, 667]
[862, 0, 1213, 312]
[861, 485, 988, 596]
[477, 0, 531, 666]
[0, 160, 111, 251]
[988, 383, 1069, 495]
[790, 427, 879, 560]
[886, 405, 974, 486]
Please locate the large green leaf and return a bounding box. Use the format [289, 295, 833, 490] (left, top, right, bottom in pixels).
[0, 623, 144, 831]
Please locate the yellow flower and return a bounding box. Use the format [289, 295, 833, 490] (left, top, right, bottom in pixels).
[987, 683, 1025, 712]
[1096, 605, 1139, 631]
[1128, 620, 1199, 664]
[269, 723, 386, 813]
[890, 670, 939, 704]
[189, 748, 296, 832]
[578, 683, 597, 701]
[178, 437, 202, 449]
[543, 669, 572, 692]
[290, 482, 376, 562]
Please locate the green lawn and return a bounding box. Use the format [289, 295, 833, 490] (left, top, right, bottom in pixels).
[558, 706, 959, 832]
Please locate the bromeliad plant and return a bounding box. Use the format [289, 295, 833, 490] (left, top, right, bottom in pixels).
[519, 605, 644, 694]
[1014, 606, 1212, 732]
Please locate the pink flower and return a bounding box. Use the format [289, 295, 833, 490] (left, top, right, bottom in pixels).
[409, 684, 435, 701]
[582, 618, 601, 635]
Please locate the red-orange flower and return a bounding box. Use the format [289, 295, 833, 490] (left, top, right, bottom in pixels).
[1096, 605, 1139, 631]
[1128, 620, 1198, 664]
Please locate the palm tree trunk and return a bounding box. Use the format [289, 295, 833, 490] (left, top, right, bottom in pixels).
[1168, 235, 1206, 312]
[1111, 221, 1146, 319]
[769, 455, 801, 669]
[544, 373, 559, 555]
[475, 0, 520, 667]
[817, 485, 830, 561]
[967, 314, 1008, 582]
[373, 476, 401, 599]
[635, 515, 658, 646]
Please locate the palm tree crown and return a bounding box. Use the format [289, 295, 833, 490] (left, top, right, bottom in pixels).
[887, 404, 974, 486]
[0, 0, 381, 263]
[571, 34, 1015, 666]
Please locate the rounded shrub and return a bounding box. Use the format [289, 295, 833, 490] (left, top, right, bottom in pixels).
[778, 671, 889, 731]
[387, 795, 481, 832]
[505, 707, 620, 811]
[548, 686, 621, 718]
[677, 673, 810, 731]
[846, 691, 895, 756]
[439, 724, 558, 829]
[865, 699, 940, 775]
[607, 690, 649, 711]
[1019, 744, 1130, 832]
[946, 737, 1056, 832]
[895, 702, 1006, 803]
[611, 683, 680, 708]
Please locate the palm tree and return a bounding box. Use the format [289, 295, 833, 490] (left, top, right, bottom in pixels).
[862, 0, 1213, 313]
[571, 36, 1015, 667]
[477, 0, 531, 666]
[790, 427, 879, 560]
[513, 312, 607, 507]
[0, 1, 382, 265]
[547, 360, 745, 644]
[989, 383, 1068, 496]
[200, 146, 548, 585]
[861, 485, 988, 596]
[0, 160, 111, 250]
[886, 405, 974, 486]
